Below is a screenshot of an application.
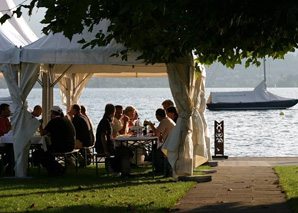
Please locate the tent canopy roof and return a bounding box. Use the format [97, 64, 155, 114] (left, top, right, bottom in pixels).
[21, 20, 167, 77]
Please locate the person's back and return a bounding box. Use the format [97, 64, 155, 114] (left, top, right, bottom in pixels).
[72, 115, 92, 147]
[95, 116, 112, 154]
[157, 116, 175, 142]
[45, 116, 75, 152]
[62, 117, 76, 151]
[69, 104, 92, 147]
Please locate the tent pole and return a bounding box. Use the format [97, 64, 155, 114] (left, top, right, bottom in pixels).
[41, 71, 48, 125]
[48, 65, 54, 116]
[66, 77, 71, 112]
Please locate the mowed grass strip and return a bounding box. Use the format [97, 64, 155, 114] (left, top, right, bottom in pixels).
[275, 165, 298, 213]
[0, 165, 195, 212]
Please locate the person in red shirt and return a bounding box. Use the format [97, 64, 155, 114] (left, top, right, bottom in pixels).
[0, 103, 13, 175]
[0, 103, 12, 137]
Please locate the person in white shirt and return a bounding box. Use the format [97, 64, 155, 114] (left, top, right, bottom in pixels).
[112, 105, 129, 138]
[145, 108, 175, 174]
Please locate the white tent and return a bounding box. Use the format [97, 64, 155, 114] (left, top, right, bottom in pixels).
[20, 20, 211, 178]
[0, 0, 39, 177]
[0, 0, 38, 43]
[21, 20, 167, 119]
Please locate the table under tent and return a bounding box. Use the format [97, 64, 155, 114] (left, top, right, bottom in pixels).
[0, 0, 39, 177]
[7, 19, 212, 178]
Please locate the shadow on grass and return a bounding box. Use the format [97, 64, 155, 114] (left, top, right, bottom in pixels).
[0, 165, 178, 199]
[288, 197, 298, 213]
[172, 201, 293, 213]
[22, 204, 170, 213]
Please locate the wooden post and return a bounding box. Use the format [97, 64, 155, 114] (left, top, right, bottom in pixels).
[213, 121, 228, 159]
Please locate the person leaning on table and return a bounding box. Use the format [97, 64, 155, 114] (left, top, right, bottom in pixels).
[36, 106, 75, 176]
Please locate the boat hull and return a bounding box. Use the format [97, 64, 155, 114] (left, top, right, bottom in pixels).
[207, 99, 298, 110]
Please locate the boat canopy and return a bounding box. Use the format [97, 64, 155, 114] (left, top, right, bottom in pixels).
[208, 81, 291, 104]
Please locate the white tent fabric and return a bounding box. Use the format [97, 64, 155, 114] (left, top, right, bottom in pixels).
[209, 81, 290, 104]
[1, 63, 40, 177]
[57, 72, 93, 109]
[197, 69, 212, 161]
[0, 30, 20, 64]
[162, 54, 208, 178]
[20, 19, 167, 123]
[0, 0, 38, 43]
[192, 66, 211, 167]
[0, 0, 39, 177]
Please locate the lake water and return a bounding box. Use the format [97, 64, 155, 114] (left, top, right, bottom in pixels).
[1, 87, 298, 157]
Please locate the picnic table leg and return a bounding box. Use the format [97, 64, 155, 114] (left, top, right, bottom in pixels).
[152, 142, 155, 178]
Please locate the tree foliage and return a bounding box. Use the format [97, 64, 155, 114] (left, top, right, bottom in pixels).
[2, 0, 298, 68]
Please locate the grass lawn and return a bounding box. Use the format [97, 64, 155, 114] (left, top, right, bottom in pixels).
[275, 165, 298, 213]
[0, 165, 197, 212]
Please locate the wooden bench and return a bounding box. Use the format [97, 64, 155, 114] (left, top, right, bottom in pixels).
[52, 149, 80, 172]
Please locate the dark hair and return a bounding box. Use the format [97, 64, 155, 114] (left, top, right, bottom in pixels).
[33, 105, 41, 111]
[115, 105, 123, 111]
[72, 104, 81, 114]
[156, 108, 166, 118]
[104, 104, 115, 117]
[167, 106, 179, 123]
[0, 103, 9, 112]
[81, 105, 86, 114]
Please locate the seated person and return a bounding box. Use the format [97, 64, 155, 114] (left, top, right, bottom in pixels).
[0, 103, 13, 175]
[95, 104, 131, 177]
[68, 104, 92, 147]
[38, 106, 75, 176]
[112, 105, 129, 138]
[123, 106, 136, 133]
[0, 103, 12, 137]
[31, 105, 43, 133]
[81, 105, 95, 145]
[31, 105, 42, 118]
[162, 99, 174, 110]
[166, 106, 179, 123]
[145, 108, 175, 173]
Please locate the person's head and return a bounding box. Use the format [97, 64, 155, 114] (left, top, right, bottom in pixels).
[115, 105, 123, 120]
[155, 108, 166, 122]
[81, 105, 87, 115]
[124, 106, 136, 119]
[166, 106, 178, 123]
[0, 103, 10, 118]
[104, 103, 115, 119]
[50, 106, 63, 119]
[69, 104, 81, 116]
[133, 110, 139, 121]
[32, 105, 42, 117]
[162, 99, 174, 110]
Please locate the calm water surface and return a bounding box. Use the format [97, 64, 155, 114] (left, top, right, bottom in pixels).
[1, 87, 298, 157]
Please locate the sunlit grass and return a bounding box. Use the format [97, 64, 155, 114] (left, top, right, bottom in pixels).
[275, 165, 298, 213]
[0, 165, 195, 212]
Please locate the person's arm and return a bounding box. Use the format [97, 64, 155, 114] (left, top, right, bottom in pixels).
[39, 125, 49, 136]
[148, 121, 156, 132]
[101, 132, 110, 158]
[155, 130, 162, 142]
[119, 115, 129, 134]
